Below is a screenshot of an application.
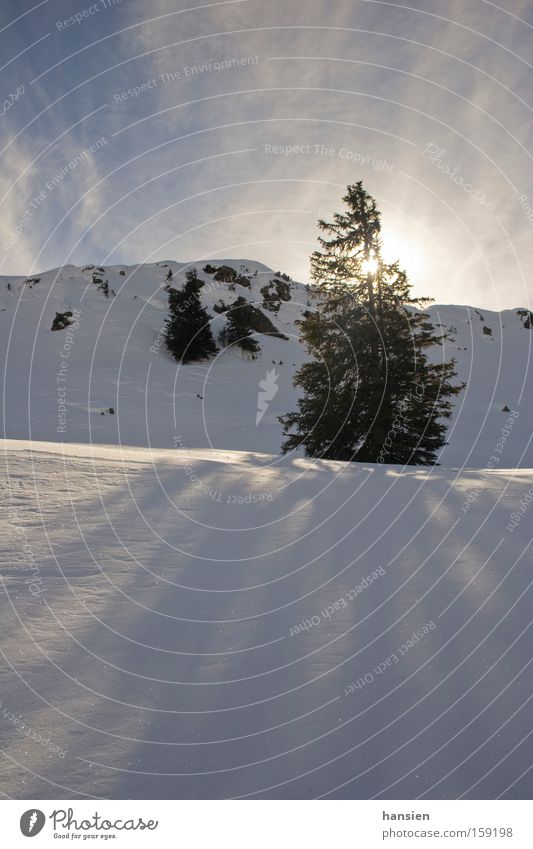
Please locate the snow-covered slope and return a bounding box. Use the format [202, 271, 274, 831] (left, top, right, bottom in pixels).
[1, 441, 531, 799]
[0, 260, 531, 467]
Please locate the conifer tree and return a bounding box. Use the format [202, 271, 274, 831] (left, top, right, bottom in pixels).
[280, 182, 462, 465]
[164, 269, 217, 363]
[219, 296, 261, 356]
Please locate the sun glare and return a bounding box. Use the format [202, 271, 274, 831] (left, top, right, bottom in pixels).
[361, 256, 379, 275]
[381, 229, 425, 281]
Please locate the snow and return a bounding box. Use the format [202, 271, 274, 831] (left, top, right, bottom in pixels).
[0, 440, 532, 799]
[1, 260, 532, 799]
[1, 260, 531, 467]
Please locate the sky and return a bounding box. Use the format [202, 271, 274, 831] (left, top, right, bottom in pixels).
[0, 0, 532, 310]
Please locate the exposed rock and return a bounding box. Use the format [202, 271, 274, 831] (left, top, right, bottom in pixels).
[261, 279, 292, 312]
[213, 265, 237, 283]
[92, 274, 110, 297]
[209, 265, 251, 287]
[51, 311, 74, 331]
[213, 300, 230, 314]
[226, 297, 288, 339]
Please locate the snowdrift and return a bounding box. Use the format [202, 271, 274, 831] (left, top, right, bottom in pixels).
[1, 440, 532, 798]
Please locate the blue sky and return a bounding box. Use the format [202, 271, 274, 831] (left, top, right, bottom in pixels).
[0, 0, 532, 309]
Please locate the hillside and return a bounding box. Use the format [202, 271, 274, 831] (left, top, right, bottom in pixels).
[0, 260, 531, 467]
[1, 263, 531, 799]
[1, 440, 532, 799]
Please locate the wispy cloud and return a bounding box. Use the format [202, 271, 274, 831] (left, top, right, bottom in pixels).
[0, 0, 531, 309]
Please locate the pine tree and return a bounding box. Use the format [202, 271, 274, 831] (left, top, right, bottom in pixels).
[280, 182, 462, 465]
[219, 296, 261, 356]
[164, 269, 217, 363]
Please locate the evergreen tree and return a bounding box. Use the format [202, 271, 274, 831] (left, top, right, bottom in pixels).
[219, 296, 261, 356]
[164, 269, 217, 363]
[280, 182, 462, 465]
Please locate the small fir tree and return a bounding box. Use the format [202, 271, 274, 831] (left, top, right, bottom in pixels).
[164, 269, 217, 363]
[219, 296, 261, 356]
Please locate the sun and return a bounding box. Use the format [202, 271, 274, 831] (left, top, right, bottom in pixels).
[361, 256, 379, 275]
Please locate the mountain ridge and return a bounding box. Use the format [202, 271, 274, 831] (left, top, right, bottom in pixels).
[1, 259, 531, 468]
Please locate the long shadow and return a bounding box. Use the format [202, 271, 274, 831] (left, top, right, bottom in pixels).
[1, 452, 531, 799]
